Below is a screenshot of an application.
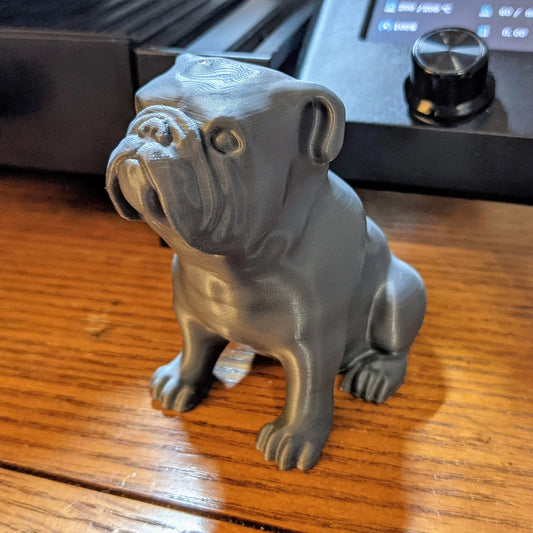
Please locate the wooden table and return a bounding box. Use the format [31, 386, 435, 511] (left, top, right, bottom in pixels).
[1, 171, 532, 532]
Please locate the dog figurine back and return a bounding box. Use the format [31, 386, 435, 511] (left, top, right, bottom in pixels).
[106, 54, 426, 470]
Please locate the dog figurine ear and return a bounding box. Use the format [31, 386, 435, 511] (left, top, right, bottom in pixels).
[300, 87, 345, 164]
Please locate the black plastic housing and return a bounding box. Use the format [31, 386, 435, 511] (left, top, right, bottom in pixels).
[0, 0, 318, 175]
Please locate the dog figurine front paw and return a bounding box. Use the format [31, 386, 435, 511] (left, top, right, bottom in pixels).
[106, 54, 426, 470]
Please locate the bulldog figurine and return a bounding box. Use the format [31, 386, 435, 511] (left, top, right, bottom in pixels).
[106, 54, 426, 470]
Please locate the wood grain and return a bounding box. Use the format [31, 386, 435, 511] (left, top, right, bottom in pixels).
[0, 468, 251, 532]
[1, 172, 532, 532]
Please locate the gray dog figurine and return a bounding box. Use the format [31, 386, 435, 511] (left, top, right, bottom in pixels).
[106, 54, 426, 470]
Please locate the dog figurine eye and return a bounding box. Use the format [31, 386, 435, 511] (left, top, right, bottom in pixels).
[210, 128, 243, 155]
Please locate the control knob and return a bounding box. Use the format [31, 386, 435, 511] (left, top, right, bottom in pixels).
[405, 27, 495, 124]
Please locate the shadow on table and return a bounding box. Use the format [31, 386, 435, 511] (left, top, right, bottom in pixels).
[168, 329, 444, 532]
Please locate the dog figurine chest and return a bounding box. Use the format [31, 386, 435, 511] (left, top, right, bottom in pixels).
[172, 254, 297, 354]
[107, 54, 427, 470]
[176, 238, 358, 355]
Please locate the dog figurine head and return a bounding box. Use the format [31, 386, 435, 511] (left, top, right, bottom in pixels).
[106, 54, 344, 254]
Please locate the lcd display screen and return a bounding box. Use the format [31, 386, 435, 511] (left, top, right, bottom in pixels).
[366, 1, 533, 52]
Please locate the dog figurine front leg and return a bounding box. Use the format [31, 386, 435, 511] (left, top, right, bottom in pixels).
[256, 333, 344, 471]
[150, 313, 227, 412]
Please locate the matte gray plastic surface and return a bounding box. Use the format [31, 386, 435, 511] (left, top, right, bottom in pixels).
[106, 54, 427, 470]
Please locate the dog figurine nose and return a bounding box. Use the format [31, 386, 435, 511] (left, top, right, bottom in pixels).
[138, 117, 172, 146]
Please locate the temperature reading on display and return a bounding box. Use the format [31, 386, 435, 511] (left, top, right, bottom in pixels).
[502, 26, 529, 37]
[366, 0, 533, 51]
[498, 6, 517, 17]
[382, 1, 454, 13]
